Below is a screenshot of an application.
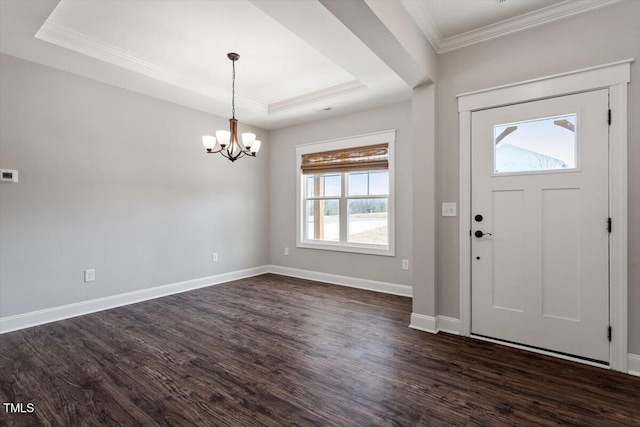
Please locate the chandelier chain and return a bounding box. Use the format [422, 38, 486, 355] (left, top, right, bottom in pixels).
[232, 59, 236, 119]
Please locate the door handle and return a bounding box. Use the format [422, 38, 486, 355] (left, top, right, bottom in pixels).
[475, 230, 492, 238]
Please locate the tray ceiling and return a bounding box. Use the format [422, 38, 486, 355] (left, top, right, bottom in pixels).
[1, 0, 621, 128]
[0, 0, 411, 129]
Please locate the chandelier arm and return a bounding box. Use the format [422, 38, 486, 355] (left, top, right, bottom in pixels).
[230, 150, 245, 162]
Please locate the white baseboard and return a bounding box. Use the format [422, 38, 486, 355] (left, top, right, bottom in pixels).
[436, 315, 461, 335]
[628, 354, 640, 377]
[0, 265, 269, 334]
[267, 265, 412, 297]
[409, 313, 460, 335]
[409, 313, 437, 333]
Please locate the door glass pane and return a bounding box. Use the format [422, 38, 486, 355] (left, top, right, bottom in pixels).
[306, 174, 341, 197]
[494, 114, 577, 174]
[347, 198, 388, 245]
[306, 199, 339, 241]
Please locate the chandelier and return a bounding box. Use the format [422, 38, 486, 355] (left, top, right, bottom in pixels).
[202, 53, 261, 162]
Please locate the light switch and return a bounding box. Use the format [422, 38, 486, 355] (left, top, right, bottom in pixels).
[442, 203, 457, 217]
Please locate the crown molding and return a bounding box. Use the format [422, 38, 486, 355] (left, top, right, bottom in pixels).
[399, 0, 443, 53]
[34, 21, 369, 118]
[35, 21, 269, 114]
[268, 80, 367, 115]
[401, 0, 626, 54]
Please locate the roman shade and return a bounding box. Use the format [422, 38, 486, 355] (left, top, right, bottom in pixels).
[300, 143, 389, 174]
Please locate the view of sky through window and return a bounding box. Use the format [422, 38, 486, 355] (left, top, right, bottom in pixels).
[494, 114, 577, 173]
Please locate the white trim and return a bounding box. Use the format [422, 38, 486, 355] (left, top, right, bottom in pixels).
[437, 316, 460, 335]
[35, 21, 267, 115]
[400, 0, 624, 54]
[609, 83, 629, 373]
[457, 61, 632, 372]
[409, 313, 460, 335]
[409, 313, 437, 333]
[268, 265, 412, 297]
[398, 0, 443, 54]
[458, 111, 472, 337]
[457, 59, 632, 112]
[295, 130, 396, 154]
[295, 130, 396, 257]
[269, 80, 368, 115]
[0, 266, 268, 334]
[35, 21, 370, 117]
[628, 354, 640, 377]
[296, 241, 394, 257]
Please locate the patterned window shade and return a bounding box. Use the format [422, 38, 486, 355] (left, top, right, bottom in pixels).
[301, 143, 389, 174]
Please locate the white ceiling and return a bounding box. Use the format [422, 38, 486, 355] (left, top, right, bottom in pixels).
[43, 0, 356, 106]
[0, 0, 624, 129]
[424, 0, 563, 39]
[400, 0, 625, 53]
[0, 0, 411, 130]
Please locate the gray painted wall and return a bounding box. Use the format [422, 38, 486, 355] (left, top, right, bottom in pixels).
[2, 1, 638, 357]
[268, 102, 413, 286]
[434, 1, 640, 352]
[411, 84, 436, 316]
[0, 54, 269, 317]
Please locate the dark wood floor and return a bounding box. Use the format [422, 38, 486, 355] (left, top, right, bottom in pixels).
[1, 274, 638, 426]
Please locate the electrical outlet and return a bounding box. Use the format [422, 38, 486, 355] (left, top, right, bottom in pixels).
[284, 247, 289, 256]
[84, 269, 95, 282]
[402, 259, 409, 270]
[212, 252, 218, 262]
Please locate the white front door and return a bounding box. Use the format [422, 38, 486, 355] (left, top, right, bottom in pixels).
[471, 89, 610, 362]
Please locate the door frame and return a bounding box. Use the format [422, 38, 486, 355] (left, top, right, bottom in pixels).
[457, 59, 632, 372]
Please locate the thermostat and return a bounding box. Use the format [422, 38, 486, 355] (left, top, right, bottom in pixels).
[0, 169, 18, 183]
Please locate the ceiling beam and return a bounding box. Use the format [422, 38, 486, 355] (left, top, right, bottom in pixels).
[319, 0, 436, 87]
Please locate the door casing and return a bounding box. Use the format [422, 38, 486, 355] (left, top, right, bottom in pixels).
[457, 59, 631, 372]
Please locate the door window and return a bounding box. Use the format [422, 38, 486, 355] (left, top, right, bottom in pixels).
[494, 114, 577, 174]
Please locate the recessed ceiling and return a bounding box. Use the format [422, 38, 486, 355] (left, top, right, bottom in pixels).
[40, 0, 356, 106]
[400, 0, 625, 53]
[0, 0, 411, 130]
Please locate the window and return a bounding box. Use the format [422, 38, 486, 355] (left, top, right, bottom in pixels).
[296, 131, 395, 256]
[494, 113, 577, 174]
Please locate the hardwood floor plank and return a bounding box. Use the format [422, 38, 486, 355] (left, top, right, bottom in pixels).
[1, 273, 638, 426]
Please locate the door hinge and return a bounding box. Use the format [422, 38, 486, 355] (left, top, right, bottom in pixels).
[608, 326, 612, 342]
[607, 217, 612, 233]
[608, 109, 612, 125]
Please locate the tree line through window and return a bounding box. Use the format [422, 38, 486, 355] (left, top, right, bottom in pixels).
[304, 171, 389, 245]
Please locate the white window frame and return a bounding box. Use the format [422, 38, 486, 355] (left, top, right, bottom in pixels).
[296, 130, 396, 256]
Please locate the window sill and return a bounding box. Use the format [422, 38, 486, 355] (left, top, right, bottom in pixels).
[297, 241, 395, 257]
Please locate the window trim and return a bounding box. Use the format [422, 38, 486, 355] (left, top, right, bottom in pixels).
[296, 130, 396, 256]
